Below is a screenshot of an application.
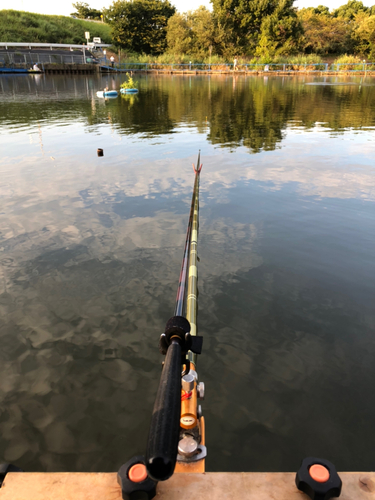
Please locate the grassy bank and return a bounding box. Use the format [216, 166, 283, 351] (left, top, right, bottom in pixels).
[0, 10, 112, 44]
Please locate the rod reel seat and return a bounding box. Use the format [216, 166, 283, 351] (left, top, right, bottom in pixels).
[159, 315, 203, 358]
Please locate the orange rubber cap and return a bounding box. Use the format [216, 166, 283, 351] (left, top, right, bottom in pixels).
[309, 464, 330, 483]
[128, 463, 148, 483]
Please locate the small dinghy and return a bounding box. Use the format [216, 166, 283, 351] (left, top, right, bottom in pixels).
[120, 88, 139, 94]
[96, 90, 118, 98]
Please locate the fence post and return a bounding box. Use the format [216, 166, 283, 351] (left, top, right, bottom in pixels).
[283, 64, 285, 71]
[325, 63, 328, 71]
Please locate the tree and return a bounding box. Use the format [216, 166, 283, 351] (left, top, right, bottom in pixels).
[298, 8, 351, 54]
[166, 13, 192, 55]
[211, 0, 302, 55]
[71, 2, 90, 18]
[167, 7, 218, 57]
[351, 12, 375, 57]
[103, 0, 175, 54]
[190, 7, 217, 54]
[211, 0, 274, 52]
[71, 2, 102, 19]
[256, 0, 303, 58]
[310, 5, 330, 16]
[333, 0, 368, 20]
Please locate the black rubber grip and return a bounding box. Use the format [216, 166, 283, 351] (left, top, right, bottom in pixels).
[146, 341, 181, 481]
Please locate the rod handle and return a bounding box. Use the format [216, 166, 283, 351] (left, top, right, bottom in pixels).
[146, 341, 181, 481]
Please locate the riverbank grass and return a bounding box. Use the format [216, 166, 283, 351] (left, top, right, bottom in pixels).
[0, 9, 112, 44]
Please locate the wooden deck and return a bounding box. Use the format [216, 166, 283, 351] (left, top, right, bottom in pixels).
[1, 472, 374, 499]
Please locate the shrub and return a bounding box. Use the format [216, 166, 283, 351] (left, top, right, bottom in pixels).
[120, 75, 138, 89]
[334, 54, 364, 69]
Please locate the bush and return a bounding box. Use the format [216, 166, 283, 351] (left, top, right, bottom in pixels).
[281, 54, 323, 64]
[334, 54, 364, 69]
[120, 75, 138, 89]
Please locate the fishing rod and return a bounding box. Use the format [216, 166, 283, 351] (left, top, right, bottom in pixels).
[174, 152, 201, 318]
[174, 152, 206, 472]
[117, 153, 205, 499]
[146, 152, 205, 480]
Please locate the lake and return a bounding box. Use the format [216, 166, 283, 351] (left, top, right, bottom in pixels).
[0, 73, 374, 474]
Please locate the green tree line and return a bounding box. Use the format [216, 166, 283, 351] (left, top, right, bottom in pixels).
[2, 0, 375, 59]
[101, 0, 375, 60]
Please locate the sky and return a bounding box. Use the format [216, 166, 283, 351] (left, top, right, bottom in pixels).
[1, 0, 375, 17]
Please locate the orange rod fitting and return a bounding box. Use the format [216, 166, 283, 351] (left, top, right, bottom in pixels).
[180, 363, 198, 430]
[180, 381, 197, 429]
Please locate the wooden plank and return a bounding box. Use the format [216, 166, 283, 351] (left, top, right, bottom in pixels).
[1, 472, 375, 500]
[0, 473, 118, 500]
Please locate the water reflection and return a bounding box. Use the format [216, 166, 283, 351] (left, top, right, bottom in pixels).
[2, 74, 375, 150]
[0, 74, 375, 473]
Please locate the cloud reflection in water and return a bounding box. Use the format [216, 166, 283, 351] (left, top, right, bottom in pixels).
[0, 74, 374, 473]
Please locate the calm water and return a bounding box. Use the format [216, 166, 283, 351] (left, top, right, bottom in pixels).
[0, 73, 375, 473]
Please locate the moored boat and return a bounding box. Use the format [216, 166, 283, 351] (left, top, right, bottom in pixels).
[120, 88, 138, 94]
[96, 90, 118, 98]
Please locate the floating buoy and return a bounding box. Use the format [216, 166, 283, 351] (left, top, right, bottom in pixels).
[97, 148, 104, 157]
